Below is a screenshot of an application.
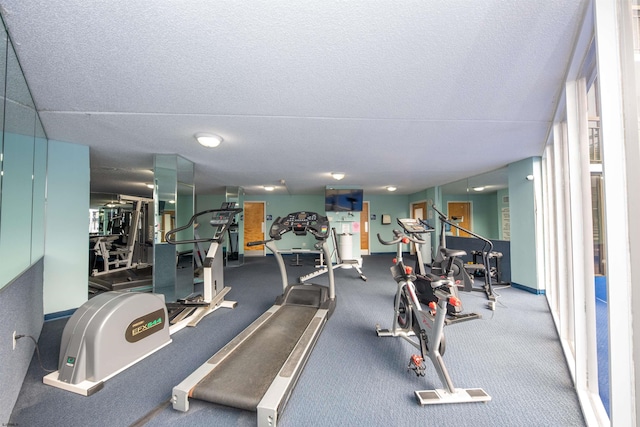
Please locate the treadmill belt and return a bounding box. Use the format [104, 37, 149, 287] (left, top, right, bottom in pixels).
[191, 304, 318, 411]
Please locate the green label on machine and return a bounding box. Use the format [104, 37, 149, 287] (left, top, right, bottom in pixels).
[125, 308, 167, 343]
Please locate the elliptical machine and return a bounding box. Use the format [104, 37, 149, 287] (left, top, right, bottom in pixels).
[43, 205, 241, 396]
[376, 229, 490, 405]
[164, 204, 243, 329]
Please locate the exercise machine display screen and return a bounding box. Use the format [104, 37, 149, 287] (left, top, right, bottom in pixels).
[210, 209, 241, 240]
[397, 218, 433, 234]
[209, 211, 235, 225]
[269, 211, 330, 240]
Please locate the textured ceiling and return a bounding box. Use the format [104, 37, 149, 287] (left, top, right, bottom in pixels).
[0, 1, 587, 197]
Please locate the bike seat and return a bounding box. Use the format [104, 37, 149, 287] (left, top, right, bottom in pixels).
[440, 247, 466, 258]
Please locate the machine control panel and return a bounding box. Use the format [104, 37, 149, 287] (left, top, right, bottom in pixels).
[209, 208, 242, 240]
[397, 218, 434, 235]
[269, 211, 330, 240]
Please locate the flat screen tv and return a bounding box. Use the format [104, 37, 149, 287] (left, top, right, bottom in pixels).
[325, 188, 363, 212]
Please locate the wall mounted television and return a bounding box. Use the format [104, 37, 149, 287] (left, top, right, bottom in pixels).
[325, 188, 363, 212]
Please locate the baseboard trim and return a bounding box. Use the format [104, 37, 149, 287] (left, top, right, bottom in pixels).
[44, 308, 76, 321]
[511, 282, 545, 295]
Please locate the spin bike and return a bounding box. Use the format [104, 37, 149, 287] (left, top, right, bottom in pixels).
[376, 229, 490, 405]
[396, 218, 479, 324]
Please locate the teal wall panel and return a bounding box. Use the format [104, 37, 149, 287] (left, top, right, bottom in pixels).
[44, 140, 90, 314]
[0, 133, 34, 287]
[508, 157, 539, 290]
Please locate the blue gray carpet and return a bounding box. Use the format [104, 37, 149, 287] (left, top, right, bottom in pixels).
[10, 254, 585, 426]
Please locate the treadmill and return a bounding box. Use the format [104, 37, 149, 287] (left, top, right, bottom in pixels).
[171, 211, 336, 427]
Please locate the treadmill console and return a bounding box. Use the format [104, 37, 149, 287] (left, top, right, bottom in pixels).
[397, 218, 434, 235]
[209, 208, 242, 240]
[269, 211, 330, 240]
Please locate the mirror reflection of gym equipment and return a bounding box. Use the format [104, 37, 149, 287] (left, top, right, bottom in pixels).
[431, 205, 506, 311]
[88, 195, 154, 294]
[43, 206, 241, 396]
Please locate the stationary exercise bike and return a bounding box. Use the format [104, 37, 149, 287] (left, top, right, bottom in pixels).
[396, 218, 479, 324]
[376, 229, 490, 405]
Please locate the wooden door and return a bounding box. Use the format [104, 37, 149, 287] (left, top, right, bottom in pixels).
[360, 201, 369, 255]
[447, 202, 471, 237]
[244, 201, 265, 256]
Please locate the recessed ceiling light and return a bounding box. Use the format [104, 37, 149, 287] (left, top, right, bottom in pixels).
[387, 186, 397, 192]
[264, 186, 275, 191]
[195, 133, 223, 148]
[473, 186, 485, 192]
[331, 172, 345, 180]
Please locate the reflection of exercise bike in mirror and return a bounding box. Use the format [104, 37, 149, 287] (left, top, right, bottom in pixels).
[431, 205, 499, 310]
[376, 229, 491, 405]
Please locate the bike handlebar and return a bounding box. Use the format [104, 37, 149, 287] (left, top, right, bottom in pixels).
[377, 229, 427, 246]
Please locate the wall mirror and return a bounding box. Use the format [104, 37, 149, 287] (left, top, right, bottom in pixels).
[439, 167, 509, 241]
[225, 186, 244, 266]
[0, 21, 47, 289]
[153, 155, 194, 302]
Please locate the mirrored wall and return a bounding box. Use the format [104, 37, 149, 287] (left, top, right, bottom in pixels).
[439, 167, 509, 241]
[153, 155, 194, 302]
[0, 17, 48, 289]
[225, 186, 244, 266]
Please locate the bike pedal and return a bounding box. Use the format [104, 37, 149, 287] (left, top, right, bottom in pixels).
[408, 354, 426, 376]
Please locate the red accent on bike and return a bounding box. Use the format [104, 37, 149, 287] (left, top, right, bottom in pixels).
[404, 266, 413, 275]
[428, 302, 437, 310]
[393, 258, 397, 264]
[411, 354, 423, 366]
[449, 296, 462, 307]
[401, 237, 409, 244]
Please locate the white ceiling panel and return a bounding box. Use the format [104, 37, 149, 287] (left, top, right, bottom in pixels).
[0, 0, 587, 196]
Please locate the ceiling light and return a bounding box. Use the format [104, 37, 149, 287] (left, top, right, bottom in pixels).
[473, 186, 485, 192]
[387, 186, 397, 192]
[195, 133, 223, 148]
[331, 172, 345, 180]
[264, 186, 275, 191]
[526, 174, 534, 181]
